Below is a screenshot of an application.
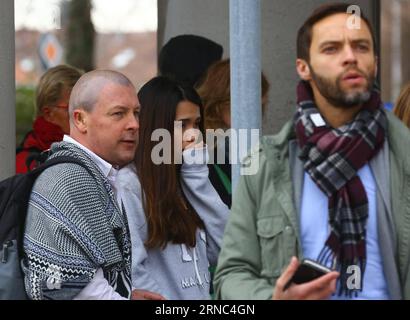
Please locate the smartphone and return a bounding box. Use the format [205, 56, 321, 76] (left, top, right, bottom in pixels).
[284, 259, 332, 290]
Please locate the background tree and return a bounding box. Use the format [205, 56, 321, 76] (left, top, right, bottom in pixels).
[65, 0, 95, 71]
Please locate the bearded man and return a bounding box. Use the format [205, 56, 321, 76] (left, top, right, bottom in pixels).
[214, 3, 410, 300]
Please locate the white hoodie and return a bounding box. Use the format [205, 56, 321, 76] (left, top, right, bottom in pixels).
[118, 146, 229, 300]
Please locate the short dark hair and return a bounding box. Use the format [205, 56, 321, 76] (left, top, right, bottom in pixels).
[297, 3, 377, 62]
[158, 35, 223, 87]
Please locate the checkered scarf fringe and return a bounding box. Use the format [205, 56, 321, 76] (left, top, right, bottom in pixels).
[294, 81, 387, 296]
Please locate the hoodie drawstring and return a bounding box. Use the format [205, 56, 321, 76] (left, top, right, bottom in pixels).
[192, 248, 203, 287]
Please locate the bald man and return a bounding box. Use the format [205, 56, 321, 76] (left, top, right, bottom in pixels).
[22, 70, 141, 300]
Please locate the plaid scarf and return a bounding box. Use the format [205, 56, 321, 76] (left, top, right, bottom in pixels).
[294, 81, 387, 295]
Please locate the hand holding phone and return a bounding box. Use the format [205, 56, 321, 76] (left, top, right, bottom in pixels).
[284, 259, 332, 290]
[272, 257, 339, 300]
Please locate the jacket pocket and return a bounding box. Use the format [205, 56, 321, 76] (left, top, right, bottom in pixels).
[256, 216, 285, 279]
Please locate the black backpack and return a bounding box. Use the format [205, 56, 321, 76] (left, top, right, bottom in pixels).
[0, 156, 89, 300]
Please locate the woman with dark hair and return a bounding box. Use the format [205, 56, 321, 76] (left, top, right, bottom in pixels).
[118, 76, 229, 300]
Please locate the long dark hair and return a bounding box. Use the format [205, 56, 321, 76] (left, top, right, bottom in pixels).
[136, 76, 205, 249]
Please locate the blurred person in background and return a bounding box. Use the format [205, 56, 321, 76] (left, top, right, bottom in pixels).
[16, 65, 83, 173]
[158, 34, 223, 88]
[196, 58, 270, 208]
[393, 83, 410, 129]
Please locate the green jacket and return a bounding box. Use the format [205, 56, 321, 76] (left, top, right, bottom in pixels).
[214, 112, 410, 300]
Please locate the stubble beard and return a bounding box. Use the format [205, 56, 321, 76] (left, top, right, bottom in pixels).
[309, 65, 375, 109]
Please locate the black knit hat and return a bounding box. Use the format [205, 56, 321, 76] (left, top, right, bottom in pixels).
[158, 35, 223, 87]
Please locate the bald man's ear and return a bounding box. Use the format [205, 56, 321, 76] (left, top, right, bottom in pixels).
[72, 109, 88, 133]
[296, 59, 312, 81]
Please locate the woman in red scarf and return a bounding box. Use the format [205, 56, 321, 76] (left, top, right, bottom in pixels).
[16, 65, 83, 173]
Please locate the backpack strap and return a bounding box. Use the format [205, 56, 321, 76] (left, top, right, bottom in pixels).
[16, 130, 34, 154]
[28, 155, 93, 179]
[212, 164, 232, 195]
[24, 148, 47, 172]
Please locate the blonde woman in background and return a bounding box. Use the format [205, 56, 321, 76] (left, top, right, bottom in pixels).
[393, 83, 410, 128]
[16, 65, 83, 173]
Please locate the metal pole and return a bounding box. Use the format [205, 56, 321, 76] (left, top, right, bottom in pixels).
[0, 0, 16, 180]
[229, 0, 261, 191]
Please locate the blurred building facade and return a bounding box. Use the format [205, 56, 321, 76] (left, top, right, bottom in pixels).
[381, 0, 410, 105]
[15, 29, 157, 89]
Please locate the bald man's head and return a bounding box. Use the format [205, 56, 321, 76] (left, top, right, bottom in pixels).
[69, 70, 134, 119]
[68, 70, 139, 167]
